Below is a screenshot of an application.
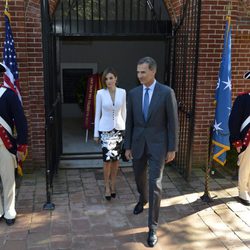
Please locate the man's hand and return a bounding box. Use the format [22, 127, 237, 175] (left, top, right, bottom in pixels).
[125, 149, 133, 160]
[17, 151, 25, 162]
[236, 146, 242, 153]
[17, 144, 28, 162]
[165, 151, 176, 163]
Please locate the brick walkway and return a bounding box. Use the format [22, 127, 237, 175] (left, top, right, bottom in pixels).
[1, 166, 250, 250]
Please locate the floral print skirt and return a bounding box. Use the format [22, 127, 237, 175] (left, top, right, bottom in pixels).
[99, 129, 124, 162]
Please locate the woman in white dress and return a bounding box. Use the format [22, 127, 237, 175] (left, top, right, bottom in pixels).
[94, 67, 126, 200]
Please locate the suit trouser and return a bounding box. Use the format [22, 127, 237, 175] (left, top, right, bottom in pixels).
[0, 138, 17, 219]
[238, 143, 250, 194]
[133, 149, 165, 230]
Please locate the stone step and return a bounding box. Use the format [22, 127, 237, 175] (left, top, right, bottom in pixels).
[59, 158, 132, 169]
[60, 152, 102, 160]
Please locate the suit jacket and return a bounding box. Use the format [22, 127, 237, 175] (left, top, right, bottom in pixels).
[124, 82, 179, 160]
[94, 87, 126, 137]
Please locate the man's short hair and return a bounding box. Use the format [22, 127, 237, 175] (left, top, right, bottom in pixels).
[137, 57, 157, 71]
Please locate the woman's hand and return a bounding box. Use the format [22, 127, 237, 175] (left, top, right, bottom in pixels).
[94, 137, 99, 143]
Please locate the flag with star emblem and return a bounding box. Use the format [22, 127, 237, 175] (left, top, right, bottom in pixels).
[212, 16, 232, 166]
[2, 5, 22, 102]
[2, 2, 24, 175]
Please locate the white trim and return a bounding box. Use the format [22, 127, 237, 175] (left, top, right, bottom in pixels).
[0, 116, 12, 135]
[60, 63, 98, 103]
[0, 87, 12, 135]
[0, 87, 6, 98]
[241, 115, 250, 132]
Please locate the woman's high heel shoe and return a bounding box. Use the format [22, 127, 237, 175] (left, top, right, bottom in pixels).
[111, 186, 116, 198]
[105, 195, 111, 201]
[105, 188, 111, 201]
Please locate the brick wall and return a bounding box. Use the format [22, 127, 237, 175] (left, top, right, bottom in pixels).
[234, 1, 250, 95]
[25, 0, 45, 166]
[0, 0, 58, 167]
[0, 0, 249, 168]
[164, 0, 250, 166]
[193, 0, 250, 166]
[0, 0, 45, 166]
[194, 0, 228, 166]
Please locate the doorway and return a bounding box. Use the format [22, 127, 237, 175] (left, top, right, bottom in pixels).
[60, 63, 99, 154]
[59, 39, 168, 157]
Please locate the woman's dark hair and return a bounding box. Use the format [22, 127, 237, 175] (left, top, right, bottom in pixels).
[101, 67, 118, 88]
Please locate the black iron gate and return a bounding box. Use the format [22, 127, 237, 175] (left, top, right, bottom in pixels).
[52, 0, 171, 37]
[41, 0, 173, 205]
[41, 0, 62, 209]
[172, 0, 201, 179]
[41, 0, 201, 195]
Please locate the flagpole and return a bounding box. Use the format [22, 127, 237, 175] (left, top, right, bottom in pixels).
[4, 0, 9, 16]
[5, 0, 8, 10]
[226, 1, 232, 17]
[4, 0, 11, 21]
[201, 125, 214, 202]
[201, 7, 232, 202]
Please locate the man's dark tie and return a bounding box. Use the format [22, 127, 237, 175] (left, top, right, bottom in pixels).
[143, 88, 149, 121]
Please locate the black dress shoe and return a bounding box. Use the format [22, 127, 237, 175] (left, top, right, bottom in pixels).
[133, 202, 146, 215]
[238, 197, 250, 206]
[147, 229, 158, 247]
[4, 218, 15, 226]
[111, 193, 116, 198]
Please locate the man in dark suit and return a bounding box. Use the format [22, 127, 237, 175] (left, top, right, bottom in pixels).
[124, 57, 179, 247]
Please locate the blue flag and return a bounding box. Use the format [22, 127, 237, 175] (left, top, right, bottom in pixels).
[212, 17, 232, 166]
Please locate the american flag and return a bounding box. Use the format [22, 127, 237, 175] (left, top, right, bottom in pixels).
[2, 6, 22, 102]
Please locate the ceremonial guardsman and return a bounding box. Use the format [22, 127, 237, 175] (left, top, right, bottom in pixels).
[229, 71, 250, 206]
[0, 63, 28, 225]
